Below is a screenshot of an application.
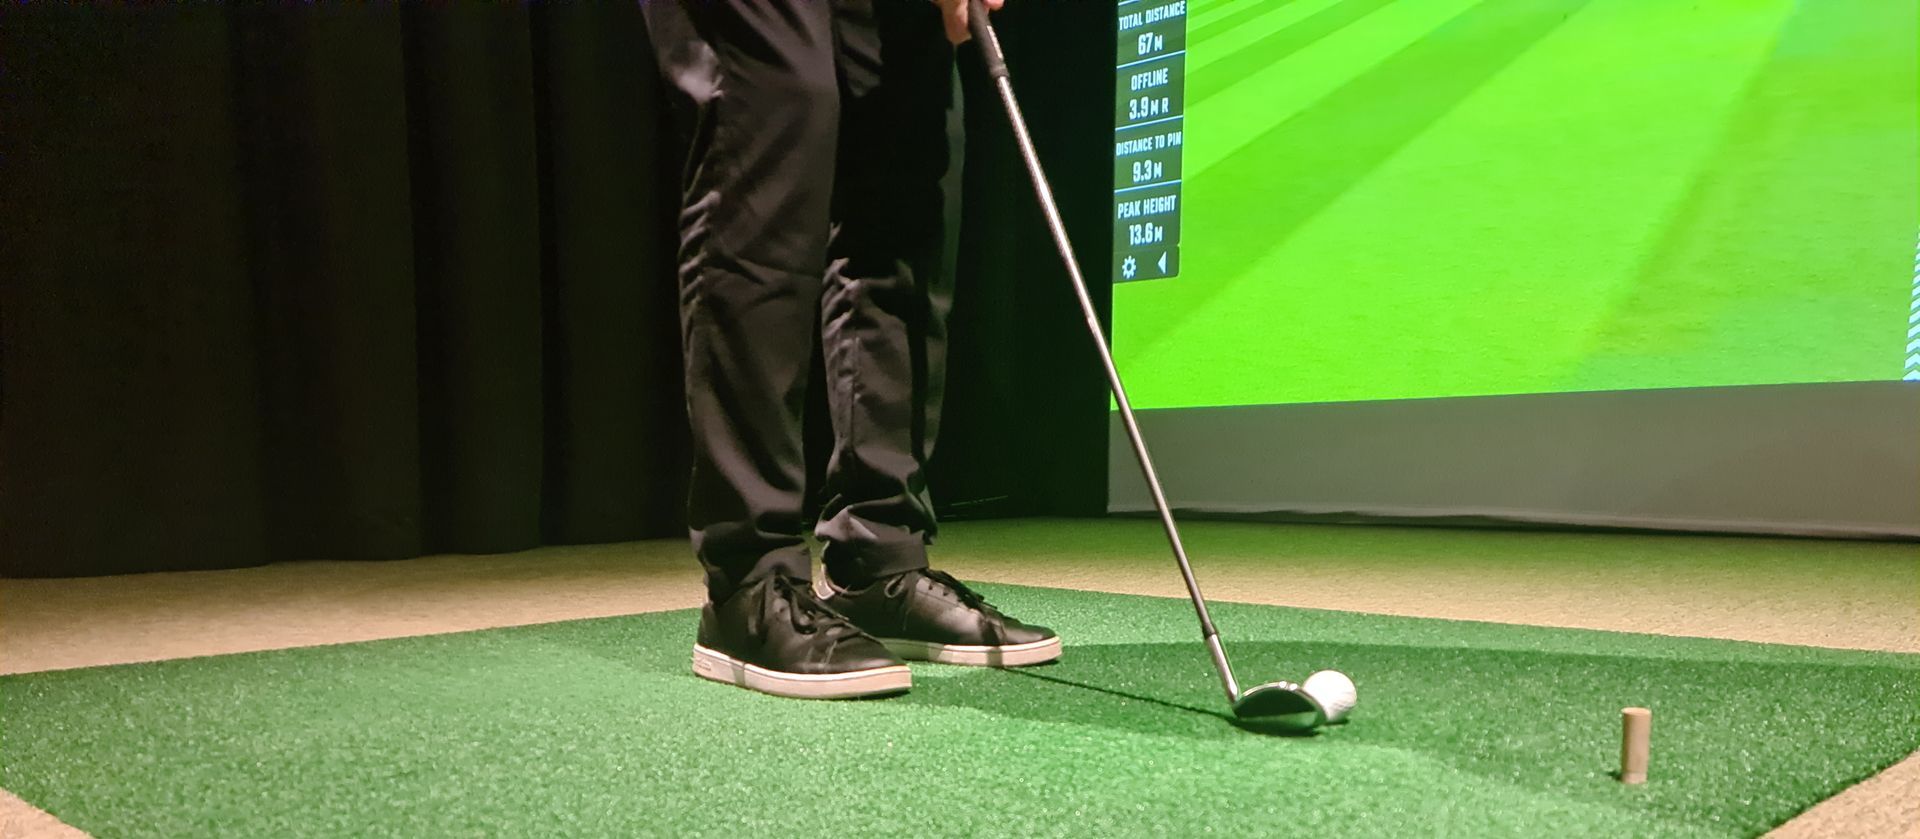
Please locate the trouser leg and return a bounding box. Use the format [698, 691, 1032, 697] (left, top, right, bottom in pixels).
[815, 0, 964, 587]
[642, 0, 840, 602]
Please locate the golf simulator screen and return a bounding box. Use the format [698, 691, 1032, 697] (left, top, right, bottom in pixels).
[1111, 0, 1916, 407]
[1104, 0, 1920, 536]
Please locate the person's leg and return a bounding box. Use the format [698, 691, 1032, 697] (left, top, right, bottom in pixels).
[643, 0, 839, 603]
[646, 0, 911, 698]
[813, 1, 1060, 667]
[815, 0, 964, 587]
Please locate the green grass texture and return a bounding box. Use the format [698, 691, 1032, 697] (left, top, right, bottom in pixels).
[1114, 0, 1919, 408]
[5, 584, 1916, 837]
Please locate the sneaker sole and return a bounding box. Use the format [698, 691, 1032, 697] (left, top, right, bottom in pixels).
[879, 636, 1063, 667]
[691, 645, 911, 700]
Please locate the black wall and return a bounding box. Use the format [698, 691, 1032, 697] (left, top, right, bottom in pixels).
[0, 2, 1113, 577]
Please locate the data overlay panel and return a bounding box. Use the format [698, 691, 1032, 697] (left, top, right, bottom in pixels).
[1113, 0, 1187, 284]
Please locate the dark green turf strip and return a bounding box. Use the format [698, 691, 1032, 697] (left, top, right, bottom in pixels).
[1185, 0, 1395, 107]
[4, 585, 1915, 837]
[1188, 0, 1305, 47]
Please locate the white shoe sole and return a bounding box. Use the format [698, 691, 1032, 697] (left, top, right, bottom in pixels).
[879, 635, 1062, 667]
[691, 645, 911, 699]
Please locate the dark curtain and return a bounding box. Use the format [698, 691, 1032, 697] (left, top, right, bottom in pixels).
[0, 2, 1111, 578]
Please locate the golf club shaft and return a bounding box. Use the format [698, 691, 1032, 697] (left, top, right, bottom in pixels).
[968, 3, 1242, 705]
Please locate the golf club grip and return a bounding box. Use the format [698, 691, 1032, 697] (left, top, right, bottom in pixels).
[968, 0, 1008, 79]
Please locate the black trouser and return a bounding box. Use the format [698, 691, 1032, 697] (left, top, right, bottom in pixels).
[642, 0, 963, 602]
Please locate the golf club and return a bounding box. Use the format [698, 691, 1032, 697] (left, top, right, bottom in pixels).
[966, 1, 1326, 732]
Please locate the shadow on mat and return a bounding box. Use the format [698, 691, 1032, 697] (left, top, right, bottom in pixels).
[899, 642, 1323, 741]
[896, 639, 1920, 770]
[986, 665, 1321, 738]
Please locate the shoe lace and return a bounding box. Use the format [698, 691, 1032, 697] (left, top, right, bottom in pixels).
[921, 569, 1002, 616]
[771, 575, 856, 636]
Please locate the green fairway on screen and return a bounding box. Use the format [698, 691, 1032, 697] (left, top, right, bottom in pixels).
[1110, 0, 1920, 410]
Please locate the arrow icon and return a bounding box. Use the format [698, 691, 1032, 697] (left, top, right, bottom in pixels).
[1158, 251, 1168, 273]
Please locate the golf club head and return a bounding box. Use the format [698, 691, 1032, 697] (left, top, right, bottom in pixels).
[1231, 681, 1326, 732]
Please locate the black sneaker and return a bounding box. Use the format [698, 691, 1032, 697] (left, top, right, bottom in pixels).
[692, 575, 911, 699]
[818, 569, 1062, 667]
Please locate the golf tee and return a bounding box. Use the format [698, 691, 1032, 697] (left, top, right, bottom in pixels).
[1620, 707, 1652, 784]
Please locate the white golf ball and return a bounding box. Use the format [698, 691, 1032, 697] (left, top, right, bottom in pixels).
[1302, 669, 1357, 724]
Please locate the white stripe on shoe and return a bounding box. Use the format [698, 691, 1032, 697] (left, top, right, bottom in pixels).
[879, 635, 1062, 667]
[691, 645, 912, 699]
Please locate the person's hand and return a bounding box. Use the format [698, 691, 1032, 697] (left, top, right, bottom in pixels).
[936, 0, 1006, 45]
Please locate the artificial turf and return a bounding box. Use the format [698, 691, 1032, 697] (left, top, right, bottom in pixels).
[3, 583, 1916, 837]
[1114, 0, 1918, 408]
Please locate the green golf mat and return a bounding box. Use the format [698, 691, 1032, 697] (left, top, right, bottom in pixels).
[4, 584, 1916, 837]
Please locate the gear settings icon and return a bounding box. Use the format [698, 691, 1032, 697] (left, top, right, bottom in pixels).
[1120, 255, 1138, 280]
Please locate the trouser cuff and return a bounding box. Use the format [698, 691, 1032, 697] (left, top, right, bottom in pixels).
[820, 529, 930, 589]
